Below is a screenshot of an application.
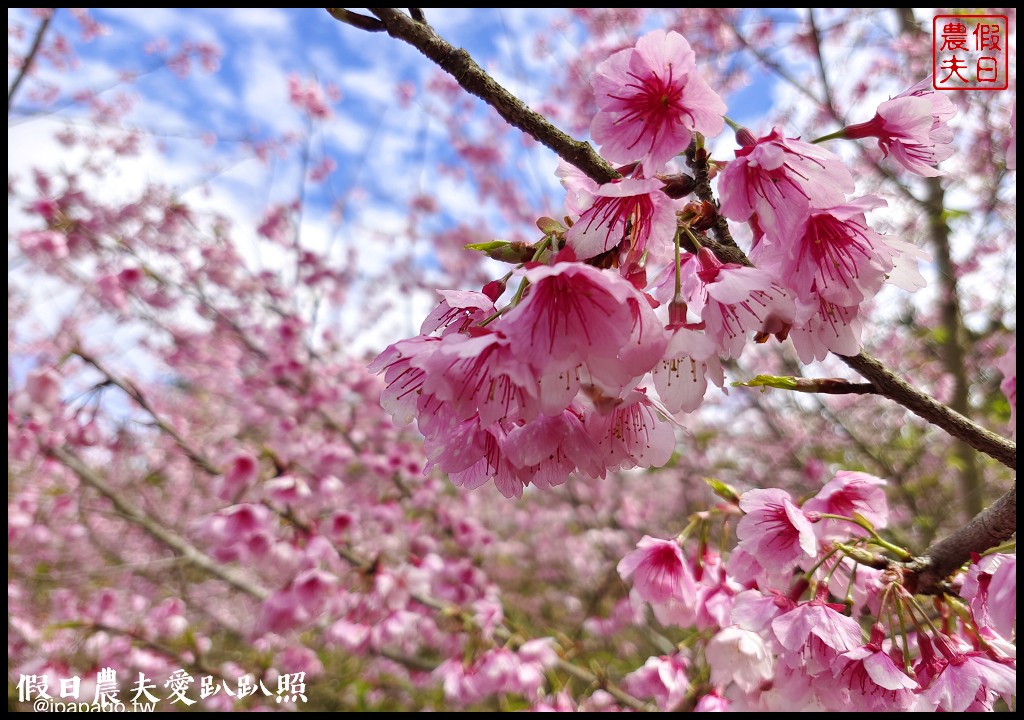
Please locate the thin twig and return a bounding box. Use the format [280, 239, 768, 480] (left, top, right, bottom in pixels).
[48, 446, 270, 600]
[839, 352, 1015, 470]
[328, 7, 618, 185]
[8, 8, 55, 112]
[71, 348, 222, 476]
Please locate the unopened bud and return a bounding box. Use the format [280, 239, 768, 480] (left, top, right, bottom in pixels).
[668, 297, 688, 326]
[679, 200, 718, 232]
[481, 278, 506, 302]
[659, 173, 696, 199]
[735, 127, 758, 147]
[464, 240, 536, 263]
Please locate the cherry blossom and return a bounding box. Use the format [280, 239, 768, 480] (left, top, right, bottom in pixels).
[718, 127, 854, 240]
[565, 176, 678, 267]
[838, 79, 957, 177]
[590, 29, 726, 171]
[617, 535, 696, 605]
[736, 489, 817, 571]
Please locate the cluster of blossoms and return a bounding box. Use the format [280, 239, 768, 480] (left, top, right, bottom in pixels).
[613, 471, 1017, 712]
[371, 29, 950, 495]
[367, 26, 1014, 713]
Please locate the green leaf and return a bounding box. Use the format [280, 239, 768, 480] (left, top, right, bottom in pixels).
[731, 374, 799, 390]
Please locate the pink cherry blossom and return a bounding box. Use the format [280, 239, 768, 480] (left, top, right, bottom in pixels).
[840, 79, 957, 177]
[590, 29, 726, 171]
[585, 391, 676, 470]
[960, 553, 1016, 639]
[617, 535, 696, 605]
[651, 326, 725, 413]
[803, 470, 889, 540]
[915, 635, 1017, 712]
[753, 195, 926, 306]
[736, 488, 818, 571]
[504, 261, 638, 372]
[419, 330, 540, 426]
[565, 176, 678, 267]
[705, 625, 774, 692]
[419, 289, 496, 335]
[622, 653, 690, 711]
[685, 248, 794, 359]
[693, 690, 730, 712]
[718, 127, 854, 240]
[771, 590, 864, 675]
[830, 624, 917, 712]
[504, 406, 605, 486]
[788, 296, 864, 362]
[369, 335, 441, 426]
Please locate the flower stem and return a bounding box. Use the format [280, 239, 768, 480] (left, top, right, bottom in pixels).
[816, 513, 913, 560]
[809, 129, 847, 144]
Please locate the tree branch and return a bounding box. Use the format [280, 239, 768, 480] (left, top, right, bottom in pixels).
[71, 347, 222, 476]
[8, 8, 55, 113]
[47, 446, 270, 601]
[839, 352, 1016, 470]
[905, 484, 1016, 594]
[327, 7, 619, 185]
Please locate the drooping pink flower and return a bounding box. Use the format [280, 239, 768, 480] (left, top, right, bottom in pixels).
[686, 248, 794, 359]
[651, 326, 724, 414]
[565, 177, 678, 267]
[585, 391, 676, 470]
[788, 296, 864, 363]
[736, 488, 818, 571]
[771, 589, 864, 676]
[590, 29, 726, 172]
[840, 79, 957, 177]
[622, 653, 690, 711]
[419, 289, 495, 336]
[693, 690, 731, 712]
[217, 451, 259, 501]
[960, 553, 1016, 639]
[419, 330, 540, 426]
[914, 634, 1017, 712]
[503, 261, 638, 373]
[368, 335, 441, 426]
[718, 127, 854, 240]
[803, 470, 889, 541]
[705, 625, 774, 692]
[830, 624, 917, 712]
[617, 535, 696, 605]
[753, 196, 927, 306]
[503, 406, 605, 486]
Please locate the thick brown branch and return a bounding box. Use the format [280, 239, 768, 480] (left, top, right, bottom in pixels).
[840, 352, 1016, 470]
[335, 8, 619, 185]
[905, 485, 1016, 594]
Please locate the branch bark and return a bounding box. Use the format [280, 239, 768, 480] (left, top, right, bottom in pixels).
[905, 484, 1016, 594]
[327, 7, 619, 186]
[839, 352, 1015, 470]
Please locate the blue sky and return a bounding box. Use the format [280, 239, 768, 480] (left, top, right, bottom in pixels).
[8, 8, 788, 348]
